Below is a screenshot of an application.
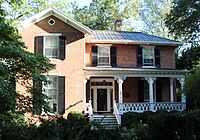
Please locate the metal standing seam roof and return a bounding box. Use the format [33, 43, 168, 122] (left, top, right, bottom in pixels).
[91, 30, 182, 45]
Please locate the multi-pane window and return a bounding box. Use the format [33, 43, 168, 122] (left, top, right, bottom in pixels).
[44, 36, 59, 59]
[143, 47, 154, 66]
[98, 47, 110, 66]
[43, 76, 58, 113]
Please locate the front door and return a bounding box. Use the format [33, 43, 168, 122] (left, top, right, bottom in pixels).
[90, 79, 114, 113]
[97, 89, 107, 111]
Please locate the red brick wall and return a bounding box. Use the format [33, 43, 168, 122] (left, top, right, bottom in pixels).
[86, 44, 176, 69]
[116, 45, 137, 67]
[160, 47, 176, 69]
[20, 15, 86, 113]
[123, 78, 139, 102]
[161, 78, 170, 102]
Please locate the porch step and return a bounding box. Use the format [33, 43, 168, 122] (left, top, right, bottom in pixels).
[92, 114, 118, 129]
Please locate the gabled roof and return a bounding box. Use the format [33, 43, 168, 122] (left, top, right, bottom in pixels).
[90, 30, 182, 46]
[21, 8, 92, 34]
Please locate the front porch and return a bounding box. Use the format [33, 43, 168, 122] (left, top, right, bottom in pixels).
[84, 67, 186, 125]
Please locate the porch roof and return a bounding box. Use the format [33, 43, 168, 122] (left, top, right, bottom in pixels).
[84, 67, 186, 78]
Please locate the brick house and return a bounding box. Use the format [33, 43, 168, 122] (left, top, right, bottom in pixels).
[20, 8, 186, 125]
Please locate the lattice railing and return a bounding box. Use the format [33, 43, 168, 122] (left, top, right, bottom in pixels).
[117, 102, 185, 113]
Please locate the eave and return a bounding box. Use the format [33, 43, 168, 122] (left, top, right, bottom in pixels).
[84, 67, 187, 78]
[88, 40, 182, 46]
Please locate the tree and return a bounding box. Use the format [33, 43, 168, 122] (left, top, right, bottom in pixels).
[0, 8, 55, 114]
[71, 0, 141, 30]
[139, 0, 172, 38]
[1, 0, 71, 23]
[177, 45, 200, 70]
[165, 0, 200, 42]
[184, 62, 200, 109]
[165, 0, 200, 70]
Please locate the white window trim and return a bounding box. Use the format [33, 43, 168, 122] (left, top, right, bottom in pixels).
[141, 45, 156, 68]
[97, 45, 111, 67]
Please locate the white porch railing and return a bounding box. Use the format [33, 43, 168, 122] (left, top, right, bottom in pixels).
[113, 100, 122, 125]
[117, 102, 185, 114]
[84, 100, 93, 120]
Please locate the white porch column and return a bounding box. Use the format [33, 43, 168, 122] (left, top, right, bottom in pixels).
[177, 77, 186, 110]
[84, 78, 88, 115]
[117, 77, 124, 104]
[146, 77, 156, 111]
[170, 78, 174, 102]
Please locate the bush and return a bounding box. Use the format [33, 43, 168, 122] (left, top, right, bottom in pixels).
[122, 110, 200, 140]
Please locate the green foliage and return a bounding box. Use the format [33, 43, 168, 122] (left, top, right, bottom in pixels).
[0, 7, 55, 114]
[139, 0, 172, 38]
[1, 0, 71, 23]
[184, 63, 200, 109]
[177, 44, 200, 70]
[165, 0, 200, 42]
[122, 110, 200, 140]
[1, 111, 200, 139]
[72, 0, 140, 30]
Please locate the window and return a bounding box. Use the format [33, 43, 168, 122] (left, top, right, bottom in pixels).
[44, 36, 59, 59]
[92, 46, 117, 67]
[143, 47, 154, 66]
[34, 35, 66, 60]
[98, 47, 110, 66]
[43, 76, 58, 112]
[137, 46, 160, 68]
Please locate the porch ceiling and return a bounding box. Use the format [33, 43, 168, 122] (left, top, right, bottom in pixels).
[84, 67, 187, 78]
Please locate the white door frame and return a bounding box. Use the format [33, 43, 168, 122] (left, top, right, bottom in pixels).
[90, 78, 115, 112]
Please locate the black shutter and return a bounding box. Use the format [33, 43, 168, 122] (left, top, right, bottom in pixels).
[92, 46, 98, 66]
[156, 79, 162, 102]
[58, 76, 65, 114]
[110, 46, 117, 67]
[33, 80, 42, 114]
[137, 47, 143, 67]
[138, 80, 144, 102]
[34, 36, 43, 55]
[155, 47, 160, 68]
[59, 36, 66, 60]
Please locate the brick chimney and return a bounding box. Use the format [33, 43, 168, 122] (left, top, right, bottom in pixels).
[114, 19, 122, 31]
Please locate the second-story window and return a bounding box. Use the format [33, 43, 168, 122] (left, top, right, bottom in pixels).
[44, 36, 59, 59]
[143, 47, 154, 66]
[98, 47, 110, 66]
[34, 35, 66, 60]
[92, 45, 117, 67]
[137, 46, 160, 68]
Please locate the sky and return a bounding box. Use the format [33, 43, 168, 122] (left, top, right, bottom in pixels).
[68, 0, 92, 7]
